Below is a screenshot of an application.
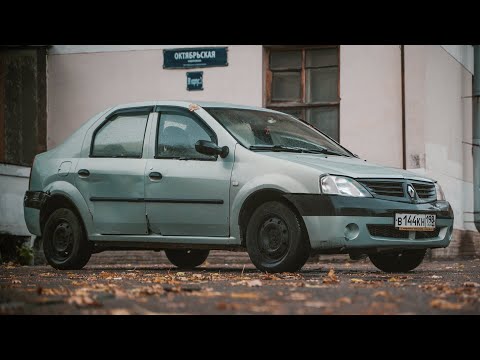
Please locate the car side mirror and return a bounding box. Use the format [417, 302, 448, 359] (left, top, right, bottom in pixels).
[195, 140, 229, 159]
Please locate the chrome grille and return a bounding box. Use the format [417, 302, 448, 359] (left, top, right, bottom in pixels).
[412, 182, 436, 200]
[358, 179, 437, 202]
[358, 180, 404, 198]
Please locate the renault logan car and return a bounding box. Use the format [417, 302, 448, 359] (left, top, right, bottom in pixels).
[24, 101, 454, 273]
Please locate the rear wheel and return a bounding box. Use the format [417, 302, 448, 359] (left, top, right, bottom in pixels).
[165, 249, 209, 269]
[369, 249, 426, 273]
[43, 208, 92, 270]
[246, 201, 310, 273]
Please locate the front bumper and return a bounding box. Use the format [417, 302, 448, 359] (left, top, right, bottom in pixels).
[284, 194, 454, 252]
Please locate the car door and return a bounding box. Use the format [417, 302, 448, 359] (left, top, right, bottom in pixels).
[145, 107, 233, 237]
[75, 107, 153, 235]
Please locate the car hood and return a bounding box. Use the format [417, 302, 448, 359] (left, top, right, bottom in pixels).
[262, 152, 434, 182]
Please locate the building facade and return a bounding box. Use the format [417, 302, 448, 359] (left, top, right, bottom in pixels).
[1, 45, 477, 257]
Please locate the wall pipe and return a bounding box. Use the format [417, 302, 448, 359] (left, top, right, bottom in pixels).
[473, 45, 480, 232]
[401, 45, 406, 170]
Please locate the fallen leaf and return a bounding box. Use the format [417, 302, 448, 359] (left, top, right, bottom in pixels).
[230, 292, 260, 299]
[463, 281, 480, 288]
[67, 295, 102, 308]
[305, 301, 329, 308]
[337, 297, 352, 304]
[39, 272, 55, 277]
[131, 286, 165, 296]
[98, 271, 116, 279]
[109, 308, 131, 315]
[289, 292, 308, 301]
[429, 299, 463, 310]
[323, 269, 340, 284]
[284, 281, 305, 288]
[350, 278, 366, 284]
[304, 283, 327, 289]
[261, 273, 281, 281]
[37, 287, 69, 296]
[247, 279, 263, 287]
[388, 277, 401, 283]
[364, 301, 399, 314]
[189, 289, 223, 297]
[373, 291, 391, 298]
[216, 302, 242, 311]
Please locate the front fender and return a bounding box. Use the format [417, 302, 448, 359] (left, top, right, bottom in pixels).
[230, 174, 310, 241]
[43, 181, 94, 237]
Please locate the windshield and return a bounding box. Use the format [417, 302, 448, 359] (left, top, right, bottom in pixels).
[205, 108, 352, 157]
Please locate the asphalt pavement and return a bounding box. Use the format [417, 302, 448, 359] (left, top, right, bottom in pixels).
[1, 252, 479, 314]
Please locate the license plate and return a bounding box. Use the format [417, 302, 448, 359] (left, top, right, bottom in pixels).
[394, 213, 436, 231]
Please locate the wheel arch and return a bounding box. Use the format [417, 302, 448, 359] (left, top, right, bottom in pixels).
[237, 188, 310, 247]
[40, 181, 94, 238]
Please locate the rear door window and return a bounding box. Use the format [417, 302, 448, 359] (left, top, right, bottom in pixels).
[91, 110, 150, 158]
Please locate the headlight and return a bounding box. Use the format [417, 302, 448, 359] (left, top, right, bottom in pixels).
[320, 175, 372, 197]
[435, 182, 446, 201]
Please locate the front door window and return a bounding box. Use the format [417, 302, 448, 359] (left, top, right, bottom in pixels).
[156, 109, 217, 160]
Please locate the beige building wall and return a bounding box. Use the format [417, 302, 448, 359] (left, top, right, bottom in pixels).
[405, 45, 474, 234]
[339, 45, 403, 168]
[47, 45, 263, 148]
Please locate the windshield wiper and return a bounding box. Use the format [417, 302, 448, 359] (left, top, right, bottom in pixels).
[311, 147, 350, 157]
[249, 145, 349, 157]
[249, 145, 310, 153]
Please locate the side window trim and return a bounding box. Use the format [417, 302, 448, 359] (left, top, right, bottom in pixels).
[89, 106, 154, 159]
[154, 106, 218, 161]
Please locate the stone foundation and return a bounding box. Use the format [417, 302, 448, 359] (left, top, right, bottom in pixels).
[432, 229, 480, 259]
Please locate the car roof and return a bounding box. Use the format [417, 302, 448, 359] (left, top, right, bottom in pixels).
[109, 100, 277, 113]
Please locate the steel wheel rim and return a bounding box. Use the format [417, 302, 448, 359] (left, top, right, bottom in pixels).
[257, 215, 289, 262]
[51, 220, 74, 262]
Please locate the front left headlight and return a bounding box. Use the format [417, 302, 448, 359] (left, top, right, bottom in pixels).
[435, 182, 446, 201]
[320, 175, 372, 197]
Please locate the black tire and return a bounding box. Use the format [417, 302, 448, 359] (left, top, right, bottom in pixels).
[246, 201, 310, 273]
[43, 208, 92, 270]
[165, 249, 209, 269]
[369, 249, 426, 273]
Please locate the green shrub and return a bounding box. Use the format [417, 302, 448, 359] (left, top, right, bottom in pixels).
[17, 244, 34, 266]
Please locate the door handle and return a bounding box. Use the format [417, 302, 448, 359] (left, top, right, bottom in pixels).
[149, 172, 163, 180]
[78, 169, 90, 177]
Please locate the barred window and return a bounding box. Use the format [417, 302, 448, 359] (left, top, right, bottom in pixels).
[265, 46, 340, 141]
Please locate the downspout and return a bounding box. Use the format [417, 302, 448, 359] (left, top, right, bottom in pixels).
[401, 45, 406, 170]
[473, 45, 480, 231]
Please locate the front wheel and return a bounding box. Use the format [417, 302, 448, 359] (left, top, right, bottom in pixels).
[165, 249, 209, 269]
[43, 208, 92, 270]
[369, 249, 426, 273]
[246, 201, 310, 273]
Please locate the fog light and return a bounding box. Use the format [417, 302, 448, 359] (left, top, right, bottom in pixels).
[344, 223, 360, 241]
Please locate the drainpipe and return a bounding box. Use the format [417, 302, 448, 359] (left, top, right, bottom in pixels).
[401, 45, 406, 170]
[473, 45, 480, 231]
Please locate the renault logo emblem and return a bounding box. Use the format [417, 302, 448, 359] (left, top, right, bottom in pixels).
[407, 184, 416, 199]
